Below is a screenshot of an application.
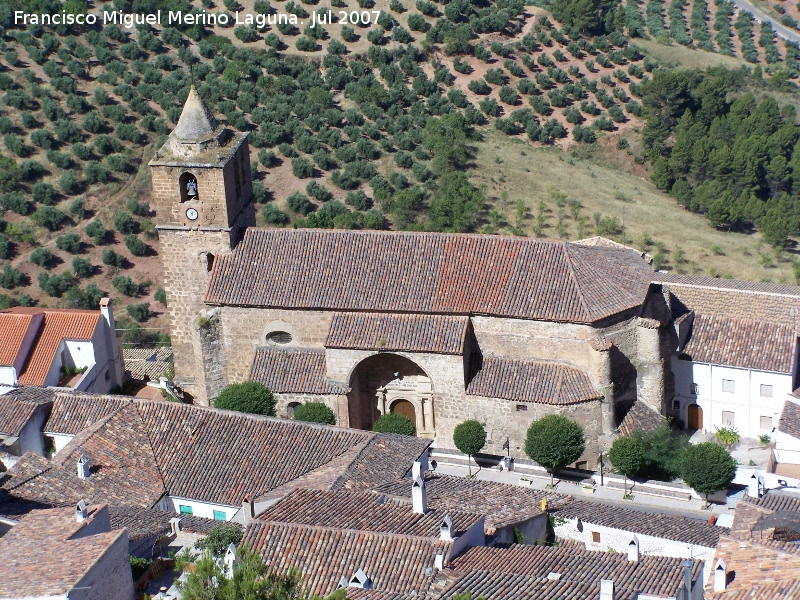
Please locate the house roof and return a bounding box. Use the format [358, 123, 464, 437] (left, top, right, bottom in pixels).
[680, 314, 796, 373]
[0, 390, 52, 437]
[779, 399, 800, 440]
[44, 392, 131, 435]
[374, 473, 543, 535]
[256, 488, 483, 538]
[123, 347, 173, 381]
[0, 308, 102, 386]
[0, 504, 126, 598]
[205, 230, 654, 325]
[446, 544, 703, 599]
[242, 521, 446, 597]
[438, 571, 620, 600]
[465, 356, 602, 405]
[109, 506, 223, 542]
[325, 313, 469, 355]
[617, 400, 667, 437]
[6, 394, 430, 510]
[249, 347, 349, 394]
[658, 273, 800, 326]
[706, 579, 800, 600]
[0, 312, 40, 367]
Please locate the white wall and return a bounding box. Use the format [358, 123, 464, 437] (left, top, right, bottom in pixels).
[167, 496, 238, 521]
[49, 433, 75, 454]
[0, 366, 17, 386]
[553, 517, 716, 587]
[65, 340, 96, 369]
[672, 358, 791, 438]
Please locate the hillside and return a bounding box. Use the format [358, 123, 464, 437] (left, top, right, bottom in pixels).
[1, 0, 800, 347]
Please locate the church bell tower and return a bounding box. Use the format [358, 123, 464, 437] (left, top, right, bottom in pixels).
[149, 86, 255, 405]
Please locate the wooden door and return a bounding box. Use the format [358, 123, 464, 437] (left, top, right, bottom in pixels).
[687, 404, 703, 429]
[391, 399, 416, 427]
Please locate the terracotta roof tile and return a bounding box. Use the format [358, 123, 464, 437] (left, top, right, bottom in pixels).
[7, 308, 102, 386]
[257, 488, 483, 538]
[706, 579, 800, 600]
[325, 313, 468, 355]
[123, 347, 173, 381]
[0, 393, 50, 437]
[466, 356, 602, 405]
[205, 230, 653, 324]
[249, 347, 349, 394]
[242, 521, 446, 597]
[109, 506, 224, 542]
[0, 312, 40, 367]
[617, 400, 667, 436]
[438, 571, 616, 600]
[0, 505, 126, 598]
[333, 434, 432, 492]
[779, 399, 800, 440]
[681, 314, 796, 373]
[44, 392, 131, 435]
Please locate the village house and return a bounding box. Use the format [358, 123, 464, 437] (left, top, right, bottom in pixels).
[0, 300, 125, 395]
[0, 387, 54, 461]
[0, 503, 135, 600]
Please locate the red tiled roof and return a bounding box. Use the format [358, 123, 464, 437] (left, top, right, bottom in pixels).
[44, 392, 131, 435]
[249, 347, 349, 394]
[779, 399, 800, 440]
[448, 544, 703, 599]
[466, 356, 602, 405]
[243, 521, 446, 596]
[438, 572, 615, 600]
[333, 434, 432, 492]
[257, 488, 483, 538]
[0, 505, 125, 598]
[205, 230, 653, 324]
[325, 313, 469, 355]
[706, 579, 800, 600]
[681, 314, 796, 373]
[0, 312, 40, 367]
[617, 400, 667, 437]
[5, 308, 102, 386]
[0, 393, 47, 437]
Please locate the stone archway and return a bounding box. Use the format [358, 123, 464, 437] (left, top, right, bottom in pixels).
[347, 354, 435, 437]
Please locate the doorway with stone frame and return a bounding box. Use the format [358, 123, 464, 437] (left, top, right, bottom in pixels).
[347, 353, 435, 437]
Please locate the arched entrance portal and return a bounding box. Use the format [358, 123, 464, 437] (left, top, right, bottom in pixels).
[347, 354, 435, 437]
[687, 404, 703, 430]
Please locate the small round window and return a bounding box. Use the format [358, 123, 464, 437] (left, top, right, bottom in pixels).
[267, 331, 292, 345]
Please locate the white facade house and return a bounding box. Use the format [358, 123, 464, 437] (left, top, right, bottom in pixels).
[671, 312, 797, 439]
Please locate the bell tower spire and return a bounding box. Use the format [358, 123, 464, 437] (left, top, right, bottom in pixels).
[149, 85, 255, 405]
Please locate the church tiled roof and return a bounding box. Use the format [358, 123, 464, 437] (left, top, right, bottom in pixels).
[249, 347, 349, 394]
[205, 230, 653, 324]
[325, 313, 469, 355]
[617, 400, 667, 436]
[466, 356, 602, 405]
[680, 314, 796, 373]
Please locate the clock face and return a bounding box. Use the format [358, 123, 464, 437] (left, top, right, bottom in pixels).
[186, 207, 199, 221]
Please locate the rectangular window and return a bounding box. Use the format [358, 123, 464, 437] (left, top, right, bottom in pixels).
[516, 404, 528, 412]
[179, 505, 193, 515]
[760, 416, 773, 430]
[760, 385, 773, 398]
[592, 531, 601, 543]
[213, 510, 227, 521]
[672, 400, 680, 411]
[722, 411, 735, 427]
[691, 383, 699, 395]
[722, 379, 735, 393]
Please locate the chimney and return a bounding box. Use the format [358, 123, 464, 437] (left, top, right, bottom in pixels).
[169, 517, 182, 536]
[412, 476, 427, 514]
[434, 554, 444, 570]
[99, 297, 115, 331]
[243, 496, 255, 526]
[76, 499, 88, 522]
[627, 535, 640, 562]
[713, 559, 727, 592]
[747, 474, 762, 498]
[224, 543, 238, 579]
[440, 515, 453, 541]
[412, 460, 422, 480]
[77, 454, 90, 480]
[345, 569, 372, 590]
[682, 559, 693, 600]
[599, 579, 614, 600]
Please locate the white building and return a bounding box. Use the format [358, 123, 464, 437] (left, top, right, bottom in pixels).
[0, 300, 125, 393]
[671, 311, 797, 438]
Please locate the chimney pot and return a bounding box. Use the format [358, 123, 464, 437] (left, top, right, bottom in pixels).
[412, 460, 422, 480]
[76, 499, 88, 522]
[627, 535, 640, 562]
[77, 454, 90, 480]
[243, 496, 255, 525]
[713, 559, 727, 592]
[412, 475, 427, 514]
[169, 517, 182, 535]
[440, 515, 454, 541]
[599, 579, 614, 600]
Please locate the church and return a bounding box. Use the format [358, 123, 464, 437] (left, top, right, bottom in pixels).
[151, 89, 800, 467]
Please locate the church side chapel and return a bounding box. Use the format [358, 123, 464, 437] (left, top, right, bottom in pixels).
[150, 88, 754, 468]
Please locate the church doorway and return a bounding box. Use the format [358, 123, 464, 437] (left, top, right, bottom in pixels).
[687, 404, 703, 430]
[347, 354, 435, 437]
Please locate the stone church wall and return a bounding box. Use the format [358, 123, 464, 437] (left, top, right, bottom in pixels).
[273, 393, 343, 424]
[470, 316, 594, 363]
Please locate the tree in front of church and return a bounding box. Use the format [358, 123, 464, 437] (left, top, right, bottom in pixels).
[680, 442, 737, 507]
[525, 415, 586, 487]
[608, 435, 646, 496]
[213, 381, 276, 416]
[453, 420, 486, 477]
[373, 413, 416, 436]
[293, 402, 336, 425]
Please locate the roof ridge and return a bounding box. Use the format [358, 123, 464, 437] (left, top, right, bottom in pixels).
[560, 243, 592, 322]
[258, 518, 456, 543]
[130, 401, 170, 503]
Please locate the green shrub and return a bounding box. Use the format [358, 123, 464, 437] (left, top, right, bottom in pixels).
[293, 402, 336, 425]
[715, 426, 740, 448]
[0, 264, 22, 289]
[262, 204, 290, 225]
[30, 247, 54, 268]
[85, 220, 107, 245]
[287, 192, 313, 215]
[56, 232, 81, 254]
[112, 275, 138, 296]
[214, 381, 276, 416]
[72, 256, 93, 278]
[113, 210, 137, 234]
[103, 249, 124, 268]
[154, 286, 167, 305]
[195, 523, 243, 556]
[32, 206, 67, 231]
[126, 302, 152, 323]
[373, 413, 415, 436]
[124, 234, 147, 256]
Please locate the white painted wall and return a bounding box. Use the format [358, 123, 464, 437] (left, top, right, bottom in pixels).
[672, 358, 791, 438]
[553, 517, 716, 587]
[0, 366, 16, 386]
[167, 496, 238, 521]
[65, 340, 96, 369]
[49, 433, 75, 454]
